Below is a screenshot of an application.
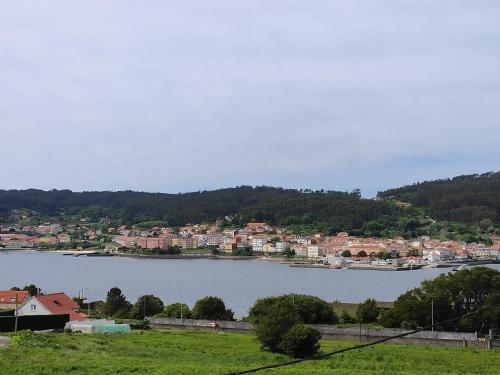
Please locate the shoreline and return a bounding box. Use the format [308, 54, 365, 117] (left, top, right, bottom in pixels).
[1, 248, 498, 271]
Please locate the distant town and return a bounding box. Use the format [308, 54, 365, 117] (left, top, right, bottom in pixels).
[1, 210, 499, 270]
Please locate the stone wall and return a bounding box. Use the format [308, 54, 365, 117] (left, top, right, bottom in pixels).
[147, 317, 483, 348]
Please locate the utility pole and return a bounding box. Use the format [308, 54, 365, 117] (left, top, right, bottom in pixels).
[14, 293, 19, 333]
[431, 298, 434, 333]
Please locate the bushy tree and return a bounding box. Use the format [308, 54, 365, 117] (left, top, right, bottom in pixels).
[130, 295, 164, 319]
[249, 294, 337, 324]
[339, 310, 356, 324]
[278, 324, 321, 358]
[341, 250, 351, 257]
[106, 287, 130, 316]
[254, 298, 322, 357]
[380, 267, 499, 332]
[23, 284, 39, 296]
[356, 298, 380, 323]
[191, 296, 234, 320]
[255, 298, 297, 352]
[157, 303, 192, 318]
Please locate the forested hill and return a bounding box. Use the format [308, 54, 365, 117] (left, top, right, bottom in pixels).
[377, 172, 500, 224]
[1, 172, 499, 238]
[0, 187, 398, 233]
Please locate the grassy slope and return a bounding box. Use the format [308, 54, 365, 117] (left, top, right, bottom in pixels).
[1, 330, 499, 374]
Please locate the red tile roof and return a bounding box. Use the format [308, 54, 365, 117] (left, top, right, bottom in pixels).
[35, 293, 85, 321]
[0, 291, 30, 305]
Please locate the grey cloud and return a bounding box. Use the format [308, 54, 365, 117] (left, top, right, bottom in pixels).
[0, 1, 499, 196]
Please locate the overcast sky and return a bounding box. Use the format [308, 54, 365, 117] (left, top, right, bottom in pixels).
[1, 1, 499, 196]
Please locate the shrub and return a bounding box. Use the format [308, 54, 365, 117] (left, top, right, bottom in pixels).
[11, 331, 49, 347]
[278, 324, 321, 358]
[191, 296, 234, 321]
[339, 310, 356, 324]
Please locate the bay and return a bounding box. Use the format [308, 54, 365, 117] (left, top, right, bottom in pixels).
[1, 251, 498, 318]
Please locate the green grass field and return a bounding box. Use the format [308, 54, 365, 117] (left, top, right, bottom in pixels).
[1, 329, 499, 374]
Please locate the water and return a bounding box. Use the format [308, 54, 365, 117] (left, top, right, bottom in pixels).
[1, 251, 498, 318]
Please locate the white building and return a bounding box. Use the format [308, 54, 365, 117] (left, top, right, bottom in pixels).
[251, 236, 267, 252]
[275, 242, 289, 253]
[423, 249, 453, 262]
[307, 245, 324, 259]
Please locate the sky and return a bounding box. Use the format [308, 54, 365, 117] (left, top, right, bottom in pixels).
[1, 1, 499, 197]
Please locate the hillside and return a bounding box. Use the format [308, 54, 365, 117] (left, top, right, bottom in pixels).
[378, 172, 500, 225]
[0, 187, 400, 234]
[1, 172, 499, 240]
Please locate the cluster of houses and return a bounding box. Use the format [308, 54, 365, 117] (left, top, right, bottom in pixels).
[1, 220, 499, 265]
[0, 290, 86, 321]
[111, 222, 500, 264]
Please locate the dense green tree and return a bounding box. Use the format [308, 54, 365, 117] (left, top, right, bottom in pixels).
[191, 296, 234, 321]
[249, 294, 337, 324]
[106, 287, 130, 316]
[380, 267, 499, 332]
[339, 310, 356, 324]
[255, 298, 298, 353]
[157, 303, 192, 318]
[278, 323, 321, 358]
[341, 250, 351, 257]
[356, 298, 380, 323]
[130, 295, 164, 319]
[254, 298, 322, 357]
[22, 284, 39, 296]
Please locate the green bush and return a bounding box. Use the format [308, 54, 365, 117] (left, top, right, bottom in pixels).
[278, 324, 321, 358]
[11, 331, 49, 347]
[339, 310, 356, 324]
[0, 309, 14, 317]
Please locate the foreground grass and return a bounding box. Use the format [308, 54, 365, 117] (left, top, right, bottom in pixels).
[1, 329, 499, 374]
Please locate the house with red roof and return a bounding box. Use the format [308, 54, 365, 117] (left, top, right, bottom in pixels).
[0, 291, 30, 310]
[16, 292, 86, 321]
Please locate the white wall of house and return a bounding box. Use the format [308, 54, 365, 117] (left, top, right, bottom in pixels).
[16, 297, 52, 316]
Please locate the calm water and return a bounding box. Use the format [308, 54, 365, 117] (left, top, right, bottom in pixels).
[1, 251, 498, 317]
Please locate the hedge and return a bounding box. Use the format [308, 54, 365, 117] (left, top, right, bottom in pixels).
[0, 309, 15, 317]
[0, 314, 70, 332]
